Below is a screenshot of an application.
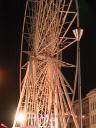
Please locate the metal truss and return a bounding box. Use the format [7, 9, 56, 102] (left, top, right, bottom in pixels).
[13, 0, 83, 128]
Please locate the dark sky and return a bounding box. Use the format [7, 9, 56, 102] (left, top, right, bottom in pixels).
[0, 0, 96, 126]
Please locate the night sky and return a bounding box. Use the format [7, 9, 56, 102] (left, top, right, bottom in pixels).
[0, 0, 96, 126]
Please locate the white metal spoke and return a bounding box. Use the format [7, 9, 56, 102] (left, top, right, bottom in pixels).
[53, 39, 77, 56]
[58, 59, 75, 68]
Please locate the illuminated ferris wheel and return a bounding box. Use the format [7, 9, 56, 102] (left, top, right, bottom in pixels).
[13, 0, 83, 128]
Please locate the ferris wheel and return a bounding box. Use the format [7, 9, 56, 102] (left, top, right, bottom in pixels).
[13, 0, 83, 128]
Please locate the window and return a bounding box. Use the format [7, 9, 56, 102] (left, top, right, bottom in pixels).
[93, 115, 95, 124]
[91, 116, 93, 124]
[95, 115, 96, 124]
[93, 102, 94, 110]
[95, 102, 96, 109]
[90, 102, 93, 110]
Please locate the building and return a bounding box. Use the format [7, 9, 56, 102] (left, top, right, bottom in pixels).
[87, 88, 96, 128]
[73, 97, 89, 128]
[82, 97, 89, 128]
[69, 88, 96, 128]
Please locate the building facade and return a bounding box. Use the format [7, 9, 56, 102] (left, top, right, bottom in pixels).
[72, 97, 89, 128]
[69, 88, 96, 128]
[82, 97, 89, 128]
[87, 88, 96, 128]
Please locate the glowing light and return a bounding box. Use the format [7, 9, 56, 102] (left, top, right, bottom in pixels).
[82, 115, 85, 118]
[1, 123, 8, 128]
[15, 112, 25, 123]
